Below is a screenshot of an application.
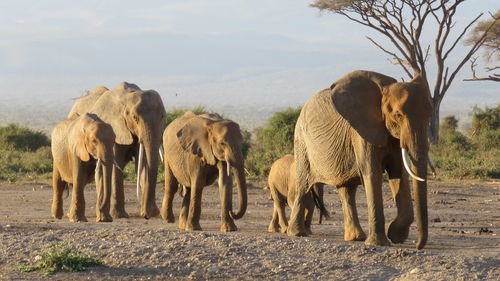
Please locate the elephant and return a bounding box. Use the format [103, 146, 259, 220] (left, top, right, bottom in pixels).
[266, 154, 329, 234]
[51, 113, 116, 222]
[68, 82, 166, 219]
[160, 111, 247, 232]
[287, 70, 432, 250]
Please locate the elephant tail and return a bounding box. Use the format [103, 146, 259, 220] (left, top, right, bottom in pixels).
[311, 188, 330, 224]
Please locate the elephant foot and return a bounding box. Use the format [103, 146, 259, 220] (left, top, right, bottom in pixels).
[388, 220, 410, 244]
[286, 221, 308, 237]
[111, 207, 129, 219]
[280, 225, 288, 234]
[365, 233, 391, 247]
[344, 226, 366, 241]
[52, 212, 63, 220]
[220, 220, 237, 232]
[141, 204, 160, 219]
[68, 213, 88, 223]
[96, 213, 113, 223]
[185, 222, 203, 231]
[51, 206, 63, 219]
[305, 227, 313, 236]
[268, 225, 279, 233]
[160, 207, 175, 223]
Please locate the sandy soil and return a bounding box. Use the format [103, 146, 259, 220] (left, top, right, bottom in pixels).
[0, 179, 499, 280]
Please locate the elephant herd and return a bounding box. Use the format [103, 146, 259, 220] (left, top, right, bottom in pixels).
[50, 70, 432, 249]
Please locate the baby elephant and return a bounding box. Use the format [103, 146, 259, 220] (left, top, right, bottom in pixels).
[267, 154, 329, 234]
[51, 113, 116, 222]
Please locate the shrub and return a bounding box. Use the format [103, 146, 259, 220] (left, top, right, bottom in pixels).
[0, 124, 52, 181]
[430, 104, 500, 179]
[245, 107, 301, 177]
[0, 123, 50, 151]
[165, 106, 207, 126]
[18, 242, 105, 275]
[471, 104, 500, 136]
[440, 115, 459, 135]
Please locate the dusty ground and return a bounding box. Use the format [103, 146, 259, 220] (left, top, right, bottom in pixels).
[0, 179, 499, 280]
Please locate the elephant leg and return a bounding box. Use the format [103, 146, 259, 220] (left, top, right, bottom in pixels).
[68, 166, 87, 222]
[161, 164, 178, 223]
[268, 207, 280, 233]
[186, 180, 203, 231]
[269, 185, 288, 233]
[219, 162, 237, 232]
[387, 176, 413, 244]
[51, 168, 64, 219]
[287, 142, 309, 237]
[304, 192, 315, 235]
[179, 187, 190, 230]
[338, 186, 366, 241]
[110, 145, 129, 218]
[354, 140, 390, 246]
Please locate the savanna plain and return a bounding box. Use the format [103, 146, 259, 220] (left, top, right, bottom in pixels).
[0, 178, 498, 280]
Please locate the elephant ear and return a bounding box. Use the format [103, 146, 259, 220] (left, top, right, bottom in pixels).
[91, 90, 134, 145]
[74, 128, 91, 162]
[176, 117, 217, 165]
[332, 71, 395, 146]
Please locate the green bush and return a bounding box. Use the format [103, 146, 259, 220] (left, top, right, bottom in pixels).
[431, 104, 500, 179]
[245, 107, 301, 177]
[440, 115, 459, 135]
[0, 123, 50, 151]
[471, 104, 500, 135]
[0, 124, 52, 181]
[18, 242, 105, 275]
[165, 106, 208, 126]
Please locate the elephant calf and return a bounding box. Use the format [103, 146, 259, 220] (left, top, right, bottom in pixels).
[51, 113, 116, 222]
[267, 154, 329, 234]
[161, 111, 247, 232]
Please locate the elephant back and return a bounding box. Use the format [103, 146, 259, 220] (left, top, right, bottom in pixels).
[268, 154, 294, 198]
[68, 86, 109, 118]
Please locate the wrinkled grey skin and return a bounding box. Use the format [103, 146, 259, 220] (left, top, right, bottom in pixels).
[161, 112, 247, 232]
[267, 154, 328, 234]
[51, 113, 115, 223]
[288, 70, 432, 250]
[68, 82, 166, 219]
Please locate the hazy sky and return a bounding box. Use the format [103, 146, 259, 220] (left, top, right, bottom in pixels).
[0, 0, 498, 127]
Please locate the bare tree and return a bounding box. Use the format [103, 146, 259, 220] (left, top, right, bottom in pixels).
[464, 10, 500, 82]
[311, 0, 498, 143]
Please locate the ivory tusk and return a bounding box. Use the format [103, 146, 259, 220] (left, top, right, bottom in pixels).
[95, 158, 102, 173]
[95, 159, 102, 182]
[427, 153, 437, 177]
[402, 148, 425, 182]
[225, 156, 230, 177]
[159, 147, 164, 163]
[113, 160, 123, 173]
[137, 143, 144, 201]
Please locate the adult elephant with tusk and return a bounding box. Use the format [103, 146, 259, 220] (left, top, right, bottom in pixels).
[51, 113, 117, 222]
[160, 111, 247, 232]
[288, 70, 432, 250]
[68, 82, 166, 219]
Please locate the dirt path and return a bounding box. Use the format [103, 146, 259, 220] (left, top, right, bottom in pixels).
[0, 180, 499, 280]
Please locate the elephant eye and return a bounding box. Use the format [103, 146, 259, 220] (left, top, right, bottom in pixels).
[394, 112, 403, 121]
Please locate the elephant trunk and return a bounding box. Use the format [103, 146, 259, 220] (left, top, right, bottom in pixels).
[95, 153, 113, 221]
[230, 164, 247, 220]
[139, 134, 160, 218]
[411, 150, 428, 250]
[403, 135, 428, 250]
